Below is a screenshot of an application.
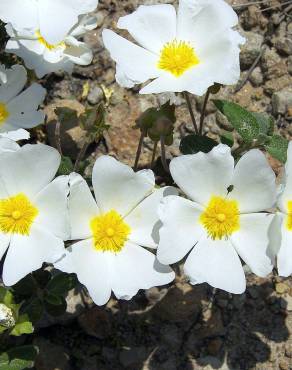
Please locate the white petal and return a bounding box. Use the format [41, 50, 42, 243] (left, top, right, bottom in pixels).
[64, 39, 93, 66]
[0, 233, 10, 261]
[5, 111, 45, 130]
[0, 129, 30, 141]
[68, 173, 99, 240]
[7, 83, 46, 114]
[229, 149, 276, 213]
[177, 0, 239, 47]
[5, 39, 74, 78]
[169, 144, 234, 206]
[125, 187, 177, 249]
[278, 142, 292, 213]
[34, 176, 70, 240]
[157, 195, 204, 265]
[3, 224, 65, 286]
[117, 4, 176, 54]
[0, 64, 27, 103]
[230, 213, 273, 277]
[55, 239, 112, 306]
[267, 212, 283, 266]
[38, 0, 99, 44]
[0, 0, 38, 31]
[102, 29, 160, 86]
[111, 242, 174, 300]
[0, 137, 20, 153]
[70, 15, 98, 37]
[184, 236, 246, 294]
[0, 144, 60, 198]
[92, 156, 155, 216]
[277, 217, 292, 277]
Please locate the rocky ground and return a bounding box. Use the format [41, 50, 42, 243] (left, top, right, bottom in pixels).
[1, 0, 292, 369]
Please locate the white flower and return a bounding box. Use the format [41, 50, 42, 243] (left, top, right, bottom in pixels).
[0, 139, 69, 286]
[102, 0, 245, 96]
[0, 0, 99, 44]
[0, 64, 46, 138]
[5, 15, 97, 78]
[55, 156, 175, 305]
[157, 144, 276, 294]
[269, 142, 292, 277]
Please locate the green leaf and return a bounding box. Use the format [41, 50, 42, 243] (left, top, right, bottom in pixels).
[58, 156, 74, 176]
[44, 294, 67, 317]
[251, 112, 275, 136]
[13, 275, 38, 297]
[23, 298, 44, 323]
[33, 270, 51, 289]
[180, 135, 218, 155]
[10, 315, 34, 337]
[213, 100, 260, 144]
[265, 135, 289, 163]
[46, 273, 78, 296]
[0, 345, 38, 370]
[0, 287, 14, 307]
[220, 131, 234, 147]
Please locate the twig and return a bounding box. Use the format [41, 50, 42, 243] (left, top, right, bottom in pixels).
[74, 139, 90, 172]
[233, 0, 271, 8]
[184, 92, 199, 135]
[134, 130, 146, 171]
[160, 136, 170, 173]
[257, 0, 292, 12]
[199, 88, 211, 135]
[150, 141, 158, 169]
[234, 47, 265, 93]
[55, 118, 63, 156]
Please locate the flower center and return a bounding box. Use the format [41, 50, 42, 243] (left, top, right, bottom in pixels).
[90, 210, 131, 253]
[285, 200, 292, 231]
[158, 40, 200, 78]
[0, 102, 9, 126]
[200, 195, 240, 240]
[35, 30, 65, 50]
[0, 193, 38, 235]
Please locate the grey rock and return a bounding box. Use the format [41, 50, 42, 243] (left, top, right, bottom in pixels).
[87, 86, 104, 105]
[250, 66, 264, 86]
[272, 89, 292, 115]
[240, 32, 264, 70]
[275, 37, 292, 56]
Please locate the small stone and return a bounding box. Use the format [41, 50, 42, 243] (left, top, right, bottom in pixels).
[240, 32, 264, 70]
[262, 48, 287, 80]
[78, 306, 112, 339]
[279, 359, 289, 370]
[87, 86, 104, 105]
[272, 89, 292, 115]
[275, 282, 289, 294]
[248, 286, 259, 299]
[250, 66, 264, 86]
[275, 37, 292, 56]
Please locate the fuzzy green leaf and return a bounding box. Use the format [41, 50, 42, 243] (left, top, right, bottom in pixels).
[265, 135, 289, 163]
[0, 345, 38, 370]
[180, 135, 218, 155]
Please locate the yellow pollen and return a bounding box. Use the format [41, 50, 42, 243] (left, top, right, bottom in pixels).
[0, 102, 9, 126]
[158, 39, 200, 77]
[200, 195, 240, 240]
[0, 193, 38, 235]
[285, 200, 292, 231]
[90, 210, 131, 253]
[35, 30, 65, 50]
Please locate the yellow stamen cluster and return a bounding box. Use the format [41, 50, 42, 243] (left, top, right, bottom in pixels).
[286, 200, 292, 231]
[0, 102, 9, 126]
[90, 210, 131, 253]
[35, 30, 65, 50]
[0, 193, 38, 235]
[200, 196, 240, 240]
[158, 40, 200, 77]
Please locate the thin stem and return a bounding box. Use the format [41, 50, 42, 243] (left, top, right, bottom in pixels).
[160, 136, 169, 173]
[134, 130, 146, 171]
[74, 139, 90, 172]
[55, 118, 63, 156]
[199, 88, 211, 135]
[184, 92, 199, 135]
[150, 140, 158, 169]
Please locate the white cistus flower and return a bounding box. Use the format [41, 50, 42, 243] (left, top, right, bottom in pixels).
[269, 142, 292, 277]
[5, 15, 98, 78]
[55, 156, 176, 306]
[0, 139, 69, 286]
[157, 144, 276, 294]
[0, 0, 99, 44]
[102, 0, 245, 96]
[0, 64, 46, 140]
